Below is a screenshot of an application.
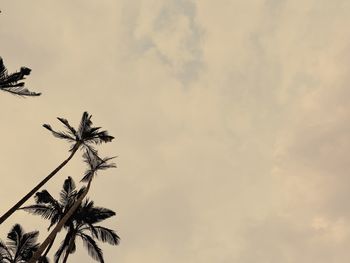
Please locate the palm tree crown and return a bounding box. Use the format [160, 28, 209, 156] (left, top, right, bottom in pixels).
[0, 112, 114, 226]
[43, 112, 114, 153]
[0, 224, 46, 263]
[55, 198, 119, 263]
[0, 56, 41, 96]
[81, 149, 116, 183]
[22, 177, 120, 263]
[21, 177, 83, 231]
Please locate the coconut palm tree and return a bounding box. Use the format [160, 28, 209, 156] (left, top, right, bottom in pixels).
[0, 56, 41, 96]
[0, 112, 114, 225]
[26, 151, 116, 262]
[0, 224, 48, 263]
[22, 177, 119, 263]
[20, 177, 84, 261]
[56, 199, 119, 263]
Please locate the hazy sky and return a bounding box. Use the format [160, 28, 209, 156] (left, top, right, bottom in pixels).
[1, 0, 350, 262]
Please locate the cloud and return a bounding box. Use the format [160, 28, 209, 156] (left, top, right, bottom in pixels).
[2, 0, 350, 262]
[121, 0, 203, 85]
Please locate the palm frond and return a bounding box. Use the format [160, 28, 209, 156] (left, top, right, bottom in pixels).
[1, 86, 41, 96]
[20, 204, 58, 221]
[35, 190, 60, 208]
[88, 226, 120, 245]
[7, 224, 23, 249]
[78, 233, 104, 263]
[77, 112, 92, 140]
[0, 240, 12, 261]
[17, 231, 39, 261]
[42, 124, 76, 142]
[57, 117, 77, 137]
[84, 130, 114, 144]
[0, 57, 7, 80]
[0, 66, 31, 85]
[76, 201, 116, 225]
[59, 179, 79, 209]
[0, 57, 41, 97]
[81, 150, 116, 182]
[54, 231, 74, 263]
[4, 224, 40, 262]
[77, 112, 114, 144]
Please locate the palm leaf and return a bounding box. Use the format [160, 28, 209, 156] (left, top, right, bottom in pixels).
[42, 124, 76, 142]
[76, 201, 116, 225]
[78, 233, 104, 263]
[54, 231, 74, 263]
[1, 86, 41, 96]
[57, 117, 77, 137]
[81, 150, 116, 182]
[0, 57, 7, 80]
[88, 226, 120, 245]
[77, 112, 92, 140]
[0, 57, 41, 97]
[0, 240, 12, 261]
[59, 177, 77, 206]
[20, 204, 58, 221]
[17, 231, 39, 261]
[7, 224, 23, 250]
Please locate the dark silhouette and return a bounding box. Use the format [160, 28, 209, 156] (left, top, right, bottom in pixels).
[21, 177, 84, 261]
[0, 112, 114, 225]
[0, 56, 41, 96]
[0, 224, 48, 263]
[22, 177, 119, 263]
[27, 150, 116, 262]
[58, 199, 119, 263]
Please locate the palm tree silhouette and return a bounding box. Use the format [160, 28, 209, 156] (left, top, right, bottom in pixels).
[22, 177, 119, 263]
[0, 56, 41, 96]
[0, 112, 114, 225]
[21, 177, 84, 260]
[0, 224, 48, 263]
[57, 199, 119, 263]
[27, 150, 116, 262]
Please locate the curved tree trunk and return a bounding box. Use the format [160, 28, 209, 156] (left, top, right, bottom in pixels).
[28, 178, 92, 263]
[0, 144, 80, 225]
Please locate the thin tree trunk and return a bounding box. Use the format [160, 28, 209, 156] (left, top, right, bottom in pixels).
[41, 233, 56, 261]
[0, 143, 80, 225]
[29, 178, 92, 263]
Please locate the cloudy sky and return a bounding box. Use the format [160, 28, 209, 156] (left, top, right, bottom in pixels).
[1, 0, 350, 262]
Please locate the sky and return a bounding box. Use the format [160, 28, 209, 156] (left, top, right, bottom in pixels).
[1, 0, 350, 262]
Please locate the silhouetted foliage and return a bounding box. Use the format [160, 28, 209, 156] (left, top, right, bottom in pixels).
[22, 177, 119, 263]
[0, 57, 41, 96]
[25, 151, 116, 262]
[0, 224, 48, 263]
[0, 112, 114, 225]
[81, 149, 116, 183]
[43, 112, 114, 154]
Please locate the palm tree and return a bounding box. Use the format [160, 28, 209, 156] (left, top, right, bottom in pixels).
[57, 199, 119, 263]
[26, 151, 116, 262]
[0, 224, 48, 263]
[0, 112, 114, 225]
[0, 56, 41, 96]
[21, 177, 84, 260]
[22, 177, 119, 263]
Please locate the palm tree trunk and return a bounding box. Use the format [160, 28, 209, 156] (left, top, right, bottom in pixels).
[41, 233, 56, 260]
[28, 178, 92, 263]
[0, 143, 80, 225]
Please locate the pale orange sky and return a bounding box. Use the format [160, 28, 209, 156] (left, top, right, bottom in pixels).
[1, 0, 350, 262]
